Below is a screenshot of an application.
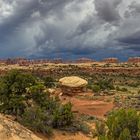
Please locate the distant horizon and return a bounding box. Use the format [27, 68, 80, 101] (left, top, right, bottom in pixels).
[1, 56, 140, 62]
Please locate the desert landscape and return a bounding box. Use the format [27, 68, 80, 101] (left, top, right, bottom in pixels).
[0, 57, 139, 140]
[1, 0, 140, 139]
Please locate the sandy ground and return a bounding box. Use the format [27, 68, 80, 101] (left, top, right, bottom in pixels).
[61, 96, 114, 118]
[37, 94, 113, 140]
[37, 130, 97, 140]
[52, 131, 97, 140]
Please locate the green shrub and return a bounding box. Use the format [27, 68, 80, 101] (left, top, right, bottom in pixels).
[44, 76, 55, 88]
[116, 86, 120, 91]
[88, 78, 114, 92]
[97, 109, 140, 140]
[121, 87, 128, 92]
[119, 128, 131, 140]
[20, 106, 53, 135]
[78, 122, 90, 134]
[3, 70, 36, 94]
[0, 70, 36, 115]
[98, 79, 114, 90]
[53, 102, 73, 128]
[92, 85, 101, 93]
[28, 84, 59, 111]
[0, 70, 74, 135]
[98, 135, 109, 140]
[116, 86, 128, 92]
[128, 83, 139, 87]
[96, 121, 106, 137]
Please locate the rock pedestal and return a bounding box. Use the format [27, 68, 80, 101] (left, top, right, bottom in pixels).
[59, 76, 88, 96]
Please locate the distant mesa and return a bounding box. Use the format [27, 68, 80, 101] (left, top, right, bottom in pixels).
[59, 76, 88, 96]
[102, 58, 119, 63]
[6, 57, 29, 66]
[51, 58, 63, 64]
[0, 57, 140, 65]
[4, 57, 63, 65]
[128, 57, 140, 63]
[75, 57, 95, 63]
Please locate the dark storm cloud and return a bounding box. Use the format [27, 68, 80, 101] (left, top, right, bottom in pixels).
[118, 30, 140, 45]
[0, 0, 39, 39]
[94, 0, 122, 23]
[68, 14, 103, 39]
[70, 16, 94, 37]
[127, 46, 140, 52]
[117, 30, 140, 52]
[32, 0, 97, 57]
[0, 0, 73, 39]
[0, 0, 140, 60]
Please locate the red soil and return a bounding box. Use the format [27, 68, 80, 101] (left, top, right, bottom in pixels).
[62, 96, 114, 118]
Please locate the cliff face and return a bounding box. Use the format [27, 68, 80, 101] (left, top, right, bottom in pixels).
[0, 114, 43, 140]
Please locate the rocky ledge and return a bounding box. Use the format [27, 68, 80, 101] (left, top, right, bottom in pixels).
[0, 114, 43, 140]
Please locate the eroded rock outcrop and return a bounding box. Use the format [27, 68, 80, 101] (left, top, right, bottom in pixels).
[75, 58, 95, 63]
[0, 114, 43, 140]
[102, 58, 119, 63]
[59, 76, 88, 95]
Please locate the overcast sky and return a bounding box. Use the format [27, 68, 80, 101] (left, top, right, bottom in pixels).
[0, 0, 140, 60]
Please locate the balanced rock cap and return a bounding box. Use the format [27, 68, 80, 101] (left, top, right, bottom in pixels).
[59, 76, 88, 88]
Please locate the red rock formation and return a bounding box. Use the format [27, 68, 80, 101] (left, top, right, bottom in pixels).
[75, 58, 95, 63]
[5, 58, 51, 66]
[128, 57, 140, 63]
[51, 58, 63, 64]
[5, 58, 27, 65]
[102, 58, 119, 63]
[0, 59, 6, 64]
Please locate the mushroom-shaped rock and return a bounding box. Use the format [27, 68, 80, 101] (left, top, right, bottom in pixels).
[59, 76, 88, 95]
